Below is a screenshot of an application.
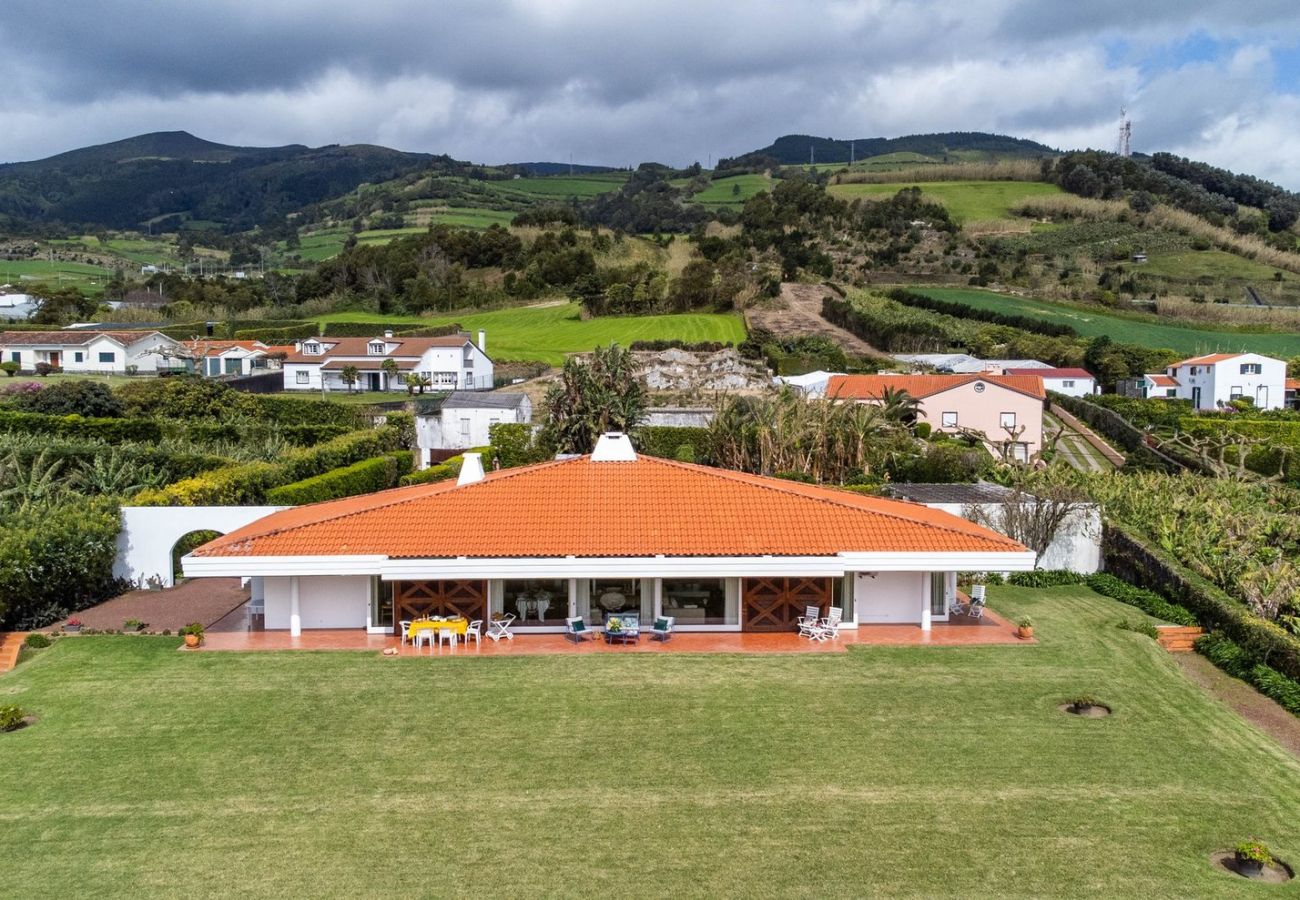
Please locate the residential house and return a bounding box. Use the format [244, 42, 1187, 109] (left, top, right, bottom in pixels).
[181, 339, 279, 377]
[0, 330, 183, 374]
[1119, 372, 1181, 400]
[282, 330, 493, 393]
[415, 392, 532, 465]
[1002, 366, 1097, 397]
[182, 433, 1034, 635]
[773, 370, 844, 397]
[1132, 352, 1287, 410]
[892, 353, 1051, 374]
[827, 373, 1046, 462]
[1287, 377, 1299, 411]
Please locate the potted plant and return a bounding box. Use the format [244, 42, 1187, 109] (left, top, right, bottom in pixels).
[1235, 840, 1273, 878]
[180, 622, 204, 648]
[606, 617, 622, 634]
[1017, 616, 1034, 639]
[1067, 695, 1099, 714]
[64, 617, 83, 634]
[123, 618, 148, 633]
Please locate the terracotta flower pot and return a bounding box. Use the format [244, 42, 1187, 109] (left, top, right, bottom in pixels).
[1018, 625, 1034, 639]
[183, 634, 201, 648]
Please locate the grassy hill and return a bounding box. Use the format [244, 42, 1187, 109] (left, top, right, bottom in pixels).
[914, 286, 1300, 357]
[728, 132, 1056, 167]
[828, 180, 1062, 223]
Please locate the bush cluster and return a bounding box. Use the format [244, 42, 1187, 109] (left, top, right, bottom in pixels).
[266, 451, 414, 505]
[1007, 570, 1087, 587]
[632, 426, 711, 463]
[886, 288, 1078, 338]
[1196, 633, 1300, 715]
[0, 409, 163, 443]
[1082, 572, 1198, 625]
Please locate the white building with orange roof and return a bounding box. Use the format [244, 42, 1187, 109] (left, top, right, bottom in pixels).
[1133, 352, 1285, 410]
[180, 338, 278, 377]
[0, 329, 181, 374]
[827, 372, 1046, 463]
[282, 329, 492, 392]
[180, 433, 1035, 636]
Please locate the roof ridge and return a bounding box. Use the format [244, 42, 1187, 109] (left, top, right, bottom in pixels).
[634, 455, 1022, 548]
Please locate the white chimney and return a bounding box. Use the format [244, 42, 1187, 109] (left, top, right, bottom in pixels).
[477, 330, 487, 353]
[457, 452, 486, 485]
[591, 432, 638, 462]
[383, 330, 393, 339]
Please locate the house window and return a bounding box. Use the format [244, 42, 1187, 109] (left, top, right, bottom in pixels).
[370, 578, 393, 629]
[1061, 379, 1074, 388]
[1009, 442, 1029, 463]
[8, 352, 18, 363]
[940, 411, 958, 428]
[498, 578, 568, 626]
[459, 417, 471, 439]
[662, 578, 730, 626]
[73, 351, 84, 363]
[1230, 386, 1243, 399]
[999, 412, 1016, 429]
[462, 346, 474, 366]
[432, 372, 457, 386]
[98, 351, 115, 363]
[303, 342, 321, 355]
[586, 579, 645, 625]
[368, 341, 385, 355]
[1166, 389, 1177, 397]
[295, 370, 309, 384]
[1240, 363, 1261, 375]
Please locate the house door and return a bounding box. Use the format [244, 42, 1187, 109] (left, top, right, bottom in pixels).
[1191, 387, 1202, 408]
[368, 372, 382, 391]
[741, 577, 832, 632]
[1257, 386, 1269, 408]
[49, 352, 60, 367]
[392, 580, 487, 629]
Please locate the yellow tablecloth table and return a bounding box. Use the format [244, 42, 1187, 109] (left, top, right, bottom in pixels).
[407, 618, 468, 640]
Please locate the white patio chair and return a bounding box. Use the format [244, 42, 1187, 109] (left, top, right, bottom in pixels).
[488, 614, 516, 642]
[968, 598, 986, 621]
[948, 597, 969, 618]
[650, 616, 674, 642]
[820, 607, 843, 639]
[465, 619, 482, 646]
[413, 627, 435, 650]
[565, 616, 595, 643]
[797, 605, 825, 640]
[398, 620, 413, 646]
[438, 627, 456, 647]
[969, 584, 986, 604]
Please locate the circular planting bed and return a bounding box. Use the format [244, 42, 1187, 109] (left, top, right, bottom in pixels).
[1211, 851, 1294, 883]
[1058, 700, 1111, 718]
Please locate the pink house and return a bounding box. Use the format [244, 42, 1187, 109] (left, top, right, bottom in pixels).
[827, 373, 1046, 462]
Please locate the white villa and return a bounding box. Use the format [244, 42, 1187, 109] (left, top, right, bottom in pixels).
[415, 391, 532, 464]
[182, 433, 1035, 637]
[1131, 352, 1287, 410]
[181, 339, 283, 377]
[282, 330, 493, 393]
[0, 329, 183, 374]
[1002, 367, 1097, 398]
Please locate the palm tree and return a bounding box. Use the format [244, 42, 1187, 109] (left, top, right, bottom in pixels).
[339, 364, 360, 393]
[872, 387, 922, 426]
[542, 343, 646, 454]
[380, 358, 399, 391]
[405, 372, 432, 395]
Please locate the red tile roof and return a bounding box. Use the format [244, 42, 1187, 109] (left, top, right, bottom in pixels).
[1172, 352, 1244, 367]
[1003, 367, 1093, 380]
[827, 373, 1046, 401]
[0, 329, 165, 346]
[284, 335, 470, 364]
[194, 455, 1027, 560]
[180, 339, 269, 357]
[1148, 374, 1179, 387]
[1287, 378, 1300, 391]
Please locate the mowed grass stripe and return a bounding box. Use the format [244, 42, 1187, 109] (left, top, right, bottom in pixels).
[2, 585, 1299, 897]
[915, 286, 1300, 357]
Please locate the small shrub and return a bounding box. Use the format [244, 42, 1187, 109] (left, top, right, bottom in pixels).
[23, 633, 51, 649]
[0, 705, 28, 732]
[1008, 570, 1087, 588]
[123, 618, 147, 632]
[1235, 840, 1273, 866]
[0, 361, 18, 377]
[1116, 619, 1159, 639]
[1084, 573, 1198, 626]
[179, 622, 204, 638]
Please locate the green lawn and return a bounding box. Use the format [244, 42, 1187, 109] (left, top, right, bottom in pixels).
[313, 301, 747, 365]
[2, 585, 1299, 897]
[915, 286, 1300, 357]
[687, 174, 774, 206]
[0, 259, 112, 294]
[827, 180, 1062, 223]
[495, 173, 627, 200]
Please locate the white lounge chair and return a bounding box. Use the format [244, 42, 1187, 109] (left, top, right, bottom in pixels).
[651, 616, 674, 642]
[488, 614, 516, 642]
[565, 616, 594, 643]
[968, 597, 986, 620]
[797, 605, 825, 640]
[969, 584, 987, 603]
[820, 607, 843, 639]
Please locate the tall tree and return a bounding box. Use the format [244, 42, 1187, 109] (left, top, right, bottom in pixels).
[542, 343, 646, 454]
[339, 364, 360, 393]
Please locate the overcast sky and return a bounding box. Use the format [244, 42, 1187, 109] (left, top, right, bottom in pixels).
[3, 1, 1299, 186]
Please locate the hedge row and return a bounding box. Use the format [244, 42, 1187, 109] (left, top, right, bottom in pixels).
[632, 425, 711, 463]
[1049, 393, 1187, 473]
[886, 288, 1078, 338]
[628, 340, 733, 352]
[247, 394, 367, 428]
[0, 409, 163, 443]
[1082, 572, 1199, 626]
[0, 499, 123, 630]
[179, 422, 353, 447]
[1006, 570, 1087, 588]
[232, 324, 319, 343]
[2, 439, 229, 484]
[134, 426, 402, 506]
[266, 451, 414, 505]
[1105, 523, 1300, 681]
[1195, 632, 1300, 716]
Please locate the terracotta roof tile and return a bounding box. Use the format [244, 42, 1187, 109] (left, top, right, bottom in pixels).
[194, 455, 1027, 560]
[1172, 352, 1244, 366]
[1003, 367, 1093, 380]
[1148, 374, 1179, 387]
[827, 373, 1046, 401]
[283, 334, 470, 364]
[0, 329, 165, 346]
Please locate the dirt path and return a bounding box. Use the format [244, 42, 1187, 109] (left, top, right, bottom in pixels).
[1174, 652, 1300, 759]
[746, 283, 888, 359]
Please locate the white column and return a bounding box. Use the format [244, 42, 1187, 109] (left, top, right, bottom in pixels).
[653, 578, 663, 620]
[920, 574, 932, 632]
[250, 576, 265, 604]
[289, 576, 302, 637]
[568, 578, 578, 620]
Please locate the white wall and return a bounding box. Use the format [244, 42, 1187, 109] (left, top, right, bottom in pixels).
[1172, 354, 1286, 411]
[264, 575, 372, 629]
[115, 505, 288, 587]
[854, 571, 925, 623]
[284, 362, 323, 391]
[1042, 376, 1096, 398]
[416, 402, 530, 457]
[929, 501, 1100, 573]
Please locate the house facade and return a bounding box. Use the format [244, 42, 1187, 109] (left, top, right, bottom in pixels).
[0, 330, 183, 374]
[1130, 352, 1286, 411]
[181, 339, 279, 377]
[415, 391, 532, 464]
[827, 373, 1046, 462]
[183, 434, 1035, 636]
[282, 330, 492, 393]
[1002, 367, 1097, 398]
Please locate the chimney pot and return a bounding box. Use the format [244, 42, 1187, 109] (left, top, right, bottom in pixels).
[477, 330, 487, 353]
[457, 452, 486, 486]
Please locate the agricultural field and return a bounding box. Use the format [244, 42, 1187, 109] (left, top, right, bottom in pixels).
[0, 258, 113, 295]
[4, 585, 1300, 896]
[492, 172, 627, 200]
[914, 286, 1300, 357]
[686, 174, 773, 207]
[827, 180, 1062, 223]
[313, 300, 746, 365]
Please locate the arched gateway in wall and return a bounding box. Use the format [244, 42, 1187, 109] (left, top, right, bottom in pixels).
[114, 506, 286, 589]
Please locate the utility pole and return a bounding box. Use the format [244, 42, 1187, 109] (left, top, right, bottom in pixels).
[851, 141, 855, 165]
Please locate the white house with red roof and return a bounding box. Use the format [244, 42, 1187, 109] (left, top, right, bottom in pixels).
[0, 329, 182, 374]
[827, 373, 1046, 462]
[1133, 352, 1286, 410]
[181, 434, 1034, 636]
[1002, 367, 1097, 398]
[282, 330, 492, 392]
[181, 339, 279, 377]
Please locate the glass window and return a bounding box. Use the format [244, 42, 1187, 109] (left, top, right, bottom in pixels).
[98, 351, 115, 363]
[588, 579, 644, 625]
[295, 370, 309, 384]
[930, 572, 947, 616]
[8, 352, 18, 362]
[941, 411, 958, 428]
[74, 351, 84, 362]
[662, 579, 728, 625]
[501, 579, 568, 626]
[999, 412, 1016, 429]
[1061, 379, 1074, 388]
[370, 578, 393, 628]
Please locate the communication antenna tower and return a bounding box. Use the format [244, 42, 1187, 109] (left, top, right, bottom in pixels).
[1116, 107, 1132, 158]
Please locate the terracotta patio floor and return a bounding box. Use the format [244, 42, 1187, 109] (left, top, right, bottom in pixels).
[199, 607, 1029, 654]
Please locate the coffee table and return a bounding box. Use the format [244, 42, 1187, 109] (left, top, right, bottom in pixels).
[603, 629, 639, 645]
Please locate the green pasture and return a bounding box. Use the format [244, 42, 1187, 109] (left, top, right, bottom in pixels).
[827, 180, 1062, 223]
[688, 174, 773, 206]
